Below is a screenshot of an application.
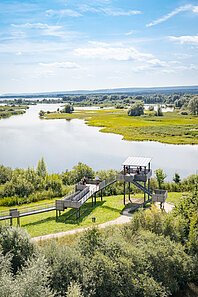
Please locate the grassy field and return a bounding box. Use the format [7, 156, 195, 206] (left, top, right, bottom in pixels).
[0, 192, 185, 237]
[45, 109, 198, 144]
[0, 105, 28, 119]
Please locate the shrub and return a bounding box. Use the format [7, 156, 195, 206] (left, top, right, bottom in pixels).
[0, 226, 35, 274]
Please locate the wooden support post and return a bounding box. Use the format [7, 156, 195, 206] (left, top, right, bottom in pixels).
[94, 193, 96, 205]
[148, 178, 150, 200]
[56, 210, 58, 222]
[17, 217, 20, 227]
[128, 182, 130, 201]
[92, 196, 94, 207]
[124, 181, 126, 205]
[144, 182, 146, 203]
[101, 190, 103, 201]
[10, 217, 12, 226]
[76, 208, 80, 219]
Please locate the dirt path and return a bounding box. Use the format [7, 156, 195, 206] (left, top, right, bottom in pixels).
[31, 202, 174, 242]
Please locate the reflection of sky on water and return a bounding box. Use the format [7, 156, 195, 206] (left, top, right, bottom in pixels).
[0, 104, 197, 180]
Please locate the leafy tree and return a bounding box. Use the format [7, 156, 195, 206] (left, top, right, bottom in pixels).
[3, 177, 34, 197]
[188, 96, 198, 115]
[155, 105, 163, 116]
[44, 243, 83, 296]
[39, 110, 45, 117]
[0, 165, 12, 184]
[128, 101, 144, 116]
[61, 104, 74, 114]
[45, 174, 63, 196]
[66, 282, 84, 297]
[155, 168, 167, 188]
[15, 256, 54, 297]
[70, 162, 94, 184]
[0, 226, 35, 274]
[173, 172, 181, 184]
[37, 158, 47, 178]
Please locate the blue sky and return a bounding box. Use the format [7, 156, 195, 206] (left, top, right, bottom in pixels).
[0, 0, 198, 93]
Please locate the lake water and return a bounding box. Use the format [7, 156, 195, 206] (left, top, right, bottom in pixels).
[0, 104, 197, 180]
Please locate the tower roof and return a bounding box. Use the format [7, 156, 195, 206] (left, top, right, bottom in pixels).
[122, 156, 151, 167]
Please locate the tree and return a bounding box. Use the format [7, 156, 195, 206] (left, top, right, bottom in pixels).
[188, 96, 198, 115]
[37, 158, 47, 178]
[61, 104, 74, 114]
[0, 226, 35, 274]
[39, 110, 45, 117]
[155, 105, 163, 116]
[128, 102, 144, 116]
[173, 172, 181, 184]
[45, 174, 63, 196]
[148, 105, 154, 111]
[155, 168, 167, 189]
[66, 282, 84, 297]
[0, 165, 12, 184]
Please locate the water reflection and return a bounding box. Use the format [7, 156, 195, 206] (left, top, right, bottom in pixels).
[0, 104, 197, 180]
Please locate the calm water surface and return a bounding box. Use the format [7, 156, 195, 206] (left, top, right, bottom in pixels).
[0, 104, 197, 180]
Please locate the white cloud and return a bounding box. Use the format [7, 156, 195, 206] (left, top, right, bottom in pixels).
[46, 9, 82, 17]
[146, 4, 197, 27]
[125, 30, 136, 36]
[11, 23, 71, 38]
[192, 6, 198, 13]
[79, 4, 142, 16]
[101, 8, 142, 16]
[169, 35, 198, 45]
[39, 62, 81, 69]
[74, 43, 167, 70]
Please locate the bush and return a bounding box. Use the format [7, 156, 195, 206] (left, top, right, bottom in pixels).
[128, 101, 144, 116]
[0, 226, 35, 274]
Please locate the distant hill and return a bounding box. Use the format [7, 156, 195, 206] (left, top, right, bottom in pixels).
[1, 85, 198, 99]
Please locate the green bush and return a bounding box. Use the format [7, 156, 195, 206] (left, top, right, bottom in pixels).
[0, 226, 35, 274]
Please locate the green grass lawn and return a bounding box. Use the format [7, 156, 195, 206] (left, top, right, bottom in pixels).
[166, 191, 189, 205]
[44, 109, 198, 144]
[0, 192, 185, 237]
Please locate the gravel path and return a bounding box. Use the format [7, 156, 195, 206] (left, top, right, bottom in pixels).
[31, 202, 174, 242]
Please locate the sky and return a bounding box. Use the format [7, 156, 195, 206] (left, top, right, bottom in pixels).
[0, 0, 198, 94]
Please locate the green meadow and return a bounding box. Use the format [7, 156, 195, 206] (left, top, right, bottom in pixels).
[0, 192, 184, 237]
[45, 109, 198, 144]
[0, 105, 27, 119]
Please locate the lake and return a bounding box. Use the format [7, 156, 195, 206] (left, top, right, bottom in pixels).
[0, 104, 197, 180]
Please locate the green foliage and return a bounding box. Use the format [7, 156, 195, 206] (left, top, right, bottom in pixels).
[0, 252, 54, 297]
[0, 165, 12, 184]
[43, 243, 83, 296]
[188, 96, 198, 115]
[66, 282, 84, 297]
[78, 227, 104, 257]
[0, 226, 35, 274]
[155, 168, 167, 189]
[37, 158, 47, 178]
[173, 172, 181, 184]
[62, 162, 94, 185]
[3, 177, 34, 197]
[45, 174, 63, 196]
[128, 101, 144, 116]
[61, 104, 74, 114]
[155, 105, 163, 116]
[39, 110, 45, 117]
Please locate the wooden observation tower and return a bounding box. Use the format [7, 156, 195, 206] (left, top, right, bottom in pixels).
[119, 156, 152, 205]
